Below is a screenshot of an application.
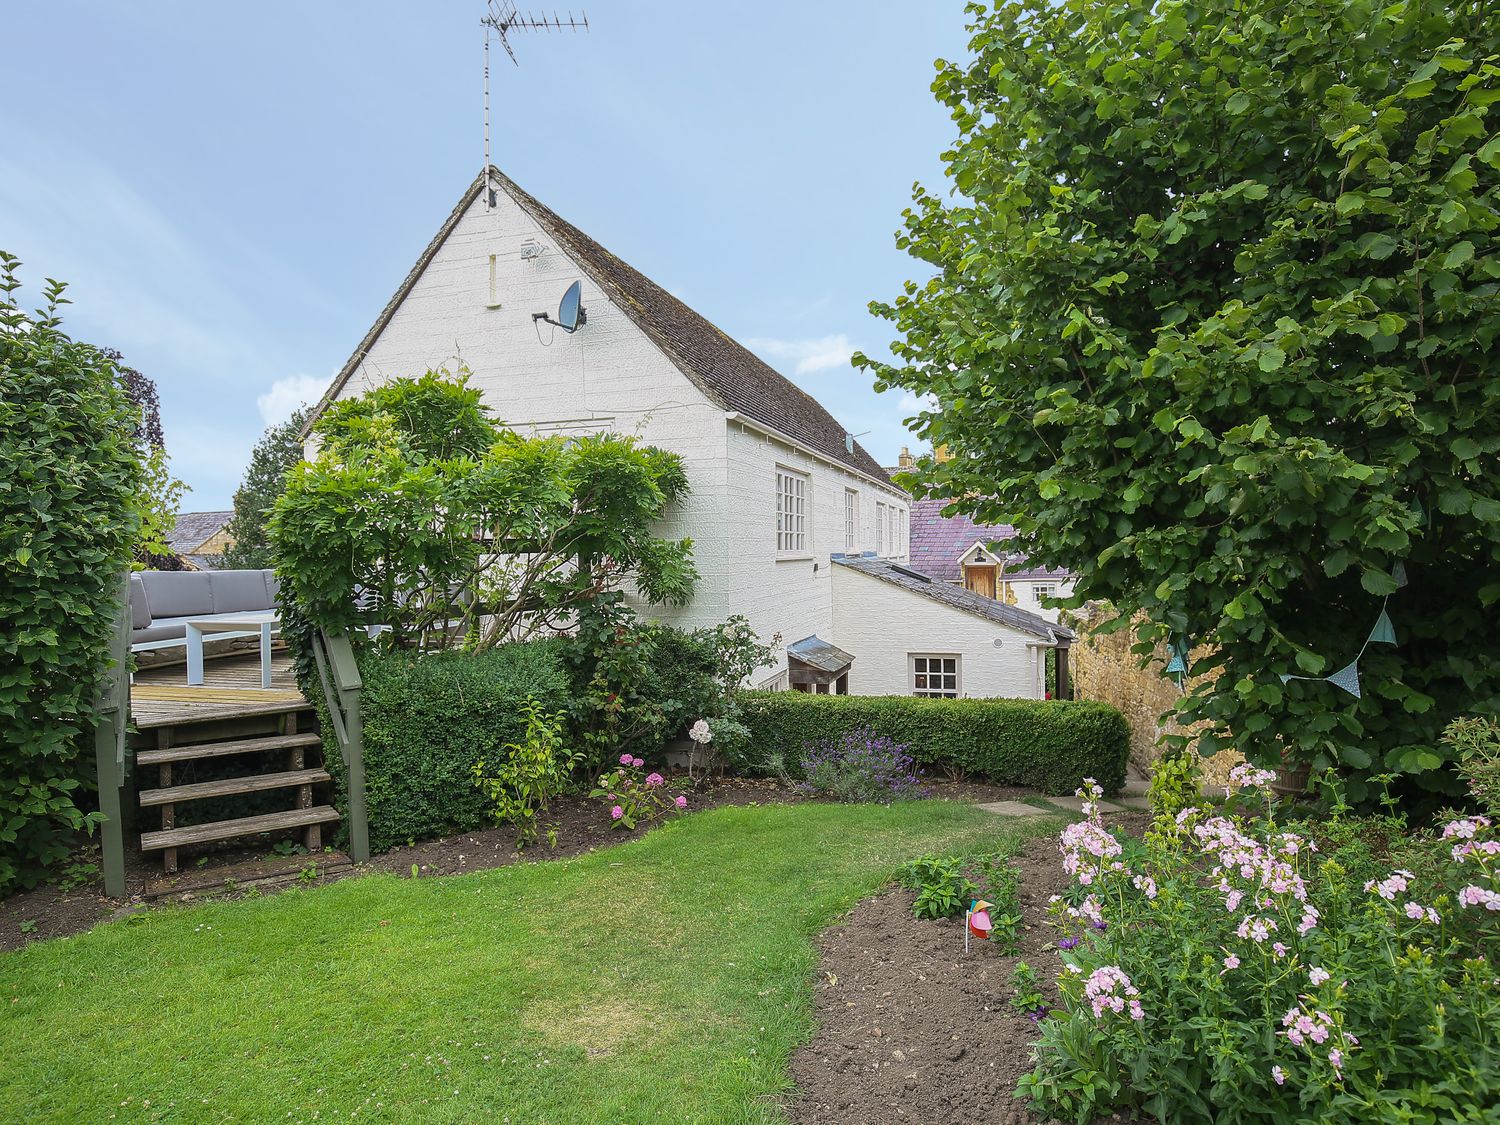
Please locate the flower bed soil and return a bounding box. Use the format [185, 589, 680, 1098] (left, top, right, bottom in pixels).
[788, 815, 1149, 1124]
[1, 778, 1030, 952]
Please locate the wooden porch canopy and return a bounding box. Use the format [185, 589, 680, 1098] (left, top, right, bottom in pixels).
[787, 635, 854, 689]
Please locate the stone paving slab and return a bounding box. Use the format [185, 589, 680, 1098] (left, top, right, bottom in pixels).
[1113, 796, 1151, 810]
[1041, 794, 1129, 814]
[976, 800, 1055, 818]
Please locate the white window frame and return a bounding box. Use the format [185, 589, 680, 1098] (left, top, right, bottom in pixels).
[875, 501, 886, 555]
[886, 506, 897, 558]
[1033, 583, 1057, 603]
[844, 488, 859, 553]
[910, 653, 961, 698]
[898, 507, 907, 557]
[776, 466, 809, 555]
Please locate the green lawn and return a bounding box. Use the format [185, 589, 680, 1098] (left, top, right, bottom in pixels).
[0, 801, 1060, 1123]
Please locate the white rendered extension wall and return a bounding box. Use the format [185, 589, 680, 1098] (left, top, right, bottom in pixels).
[1006, 577, 1078, 625]
[832, 565, 1049, 699]
[724, 420, 910, 687]
[326, 187, 735, 629]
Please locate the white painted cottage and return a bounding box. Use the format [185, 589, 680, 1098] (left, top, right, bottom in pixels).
[307, 168, 1071, 699]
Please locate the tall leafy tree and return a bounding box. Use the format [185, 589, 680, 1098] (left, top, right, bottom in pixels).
[221, 406, 311, 570]
[863, 0, 1500, 803]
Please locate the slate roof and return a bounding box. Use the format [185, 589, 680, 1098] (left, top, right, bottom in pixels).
[907, 498, 1071, 584]
[833, 554, 1073, 642]
[310, 168, 897, 490]
[167, 510, 232, 555]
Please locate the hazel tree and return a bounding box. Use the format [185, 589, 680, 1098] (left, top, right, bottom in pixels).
[861, 0, 1500, 803]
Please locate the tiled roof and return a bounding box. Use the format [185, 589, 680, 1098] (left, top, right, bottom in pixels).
[833, 554, 1073, 642]
[167, 510, 232, 555]
[907, 498, 1070, 584]
[311, 168, 897, 490]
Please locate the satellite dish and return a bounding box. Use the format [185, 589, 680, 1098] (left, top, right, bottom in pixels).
[532, 280, 587, 333]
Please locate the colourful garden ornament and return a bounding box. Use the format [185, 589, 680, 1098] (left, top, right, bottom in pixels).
[965, 899, 994, 953]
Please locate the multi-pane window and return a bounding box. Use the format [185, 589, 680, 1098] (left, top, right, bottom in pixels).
[886, 506, 897, 557]
[898, 507, 907, 557]
[1033, 583, 1057, 602]
[844, 488, 859, 552]
[776, 468, 808, 553]
[911, 655, 960, 698]
[875, 501, 886, 554]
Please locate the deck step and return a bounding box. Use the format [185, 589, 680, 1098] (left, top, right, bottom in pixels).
[141, 806, 341, 853]
[138, 768, 332, 808]
[136, 732, 322, 767]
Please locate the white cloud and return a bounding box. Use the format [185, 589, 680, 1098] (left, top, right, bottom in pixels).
[257, 374, 326, 425]
[745, 333, 856, 376]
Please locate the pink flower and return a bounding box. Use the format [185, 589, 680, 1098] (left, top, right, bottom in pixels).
[619, 753, 633, 765]
[1329, 1048, 1343, 1071]
[631, 757, 645, 769]
[645, 772, 664, 788]
[674, 795, 688, 809]
[1309, 967, 1331, 986]
[1459, 885, 1500, 911]
[1273, 942, 1288, 958]
[1222, 954, 1240, 972]
[610, 805, 623, 820]
[1272, 1065, 1286, 1086]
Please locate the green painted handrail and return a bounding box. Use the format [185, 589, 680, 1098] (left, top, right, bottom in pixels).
[93, 572, 131, 898]
[311, 630, 369, 863]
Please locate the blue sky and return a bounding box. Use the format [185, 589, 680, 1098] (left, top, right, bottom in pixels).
[4, 1, 967, 509]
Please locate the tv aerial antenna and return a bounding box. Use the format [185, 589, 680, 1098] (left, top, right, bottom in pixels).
[481, 1, 589, 209]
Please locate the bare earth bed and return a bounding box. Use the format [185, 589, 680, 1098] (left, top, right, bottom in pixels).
[788, 816, 1148, 1125]
[0, 777, 1032, 951]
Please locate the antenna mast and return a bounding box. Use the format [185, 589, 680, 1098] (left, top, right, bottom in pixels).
[481, 1, 589, 209]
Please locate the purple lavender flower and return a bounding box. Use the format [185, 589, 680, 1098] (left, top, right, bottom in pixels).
[1092, 919, 1109, 932]
[1058, 936, 1080, 951]
[796, 727, 929, 803]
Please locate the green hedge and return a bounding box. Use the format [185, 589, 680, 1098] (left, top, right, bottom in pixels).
[323, 640, 569, 853]
[1, 260, 142, 894]
[736, 692, 1130, 796]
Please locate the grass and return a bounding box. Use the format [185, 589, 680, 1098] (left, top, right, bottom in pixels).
[0, 800, 1062, 1123]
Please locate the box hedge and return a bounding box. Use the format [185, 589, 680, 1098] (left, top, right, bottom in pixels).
[736, 692, 1130, 796]
[320, 639, 569, 853]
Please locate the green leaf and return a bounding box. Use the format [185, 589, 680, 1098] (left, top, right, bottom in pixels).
[1442, 241, 1475, 269]
[1226, 91, 1251, 115]
[1257, 346, 1286, 372]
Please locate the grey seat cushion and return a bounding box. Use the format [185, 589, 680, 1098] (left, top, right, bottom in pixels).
[210, 570, 275, 614]
[139, 570, 214, 619]
[132, 622, 187, 644]
[129, 574, 152, 629]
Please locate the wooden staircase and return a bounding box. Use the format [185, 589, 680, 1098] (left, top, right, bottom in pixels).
[134, 709, 339, 874]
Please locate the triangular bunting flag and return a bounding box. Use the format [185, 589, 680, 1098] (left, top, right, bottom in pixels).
[1391, 560, 1408, 589]
[1326, 660, 1361, 698]
[1368, 608, 1397, 646]
[1165, 652, 1186, 675]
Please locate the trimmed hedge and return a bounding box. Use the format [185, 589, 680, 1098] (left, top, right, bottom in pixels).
[323, 640, 569, 853]
[736, 692, 1130, 796]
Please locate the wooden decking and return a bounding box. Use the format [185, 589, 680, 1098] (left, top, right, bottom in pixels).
[131, 651, 309, 728]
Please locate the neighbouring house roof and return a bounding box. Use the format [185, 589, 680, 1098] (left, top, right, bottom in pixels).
[787, 634, 855, 674]
[167, 510, 233, 556]
[833, 554, 1073, 642]
[309, 167, 897, 490]
[907, 498, 1071, 584]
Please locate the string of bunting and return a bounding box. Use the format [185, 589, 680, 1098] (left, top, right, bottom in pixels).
[1163, 561, 1407, 699]
[1278, 560, 1405, 699]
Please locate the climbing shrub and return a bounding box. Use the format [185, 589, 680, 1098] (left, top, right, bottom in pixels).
[736, 692, 1129, 795]
[0, 255, 142, 893]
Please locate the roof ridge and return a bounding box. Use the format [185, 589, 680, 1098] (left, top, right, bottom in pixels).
[308, 168, 896, 488]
